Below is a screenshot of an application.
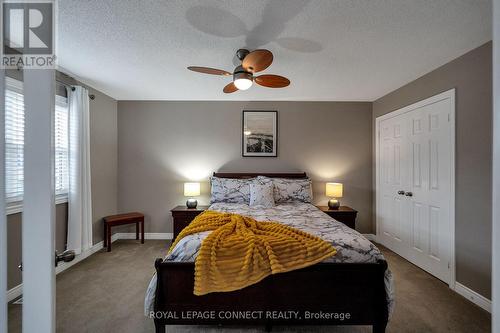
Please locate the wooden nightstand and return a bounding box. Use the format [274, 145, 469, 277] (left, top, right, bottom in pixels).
[171, 206, 209, 240]
[316, 206, 358, 229]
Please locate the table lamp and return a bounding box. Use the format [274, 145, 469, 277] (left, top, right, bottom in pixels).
[326, 182, 343, 210]
[184, 182, 200, 209]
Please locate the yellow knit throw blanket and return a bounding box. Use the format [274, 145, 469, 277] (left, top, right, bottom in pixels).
[169, 210, 337, 296]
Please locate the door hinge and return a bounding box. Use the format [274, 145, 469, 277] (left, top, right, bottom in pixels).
[448, 114, 450, 122]
[448, 262, 450, 269]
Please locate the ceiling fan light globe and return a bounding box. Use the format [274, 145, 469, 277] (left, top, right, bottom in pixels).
[234, 78, 253, 90]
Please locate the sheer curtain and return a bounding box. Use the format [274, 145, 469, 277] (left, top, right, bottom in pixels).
[67, 86, 92, 255]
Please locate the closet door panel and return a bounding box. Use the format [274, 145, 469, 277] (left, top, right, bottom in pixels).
[378, 114, 410, 255]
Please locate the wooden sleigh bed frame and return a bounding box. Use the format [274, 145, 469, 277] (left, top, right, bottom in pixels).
[153, 173, 389, 333]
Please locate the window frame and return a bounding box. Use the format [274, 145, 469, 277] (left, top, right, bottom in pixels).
[5, 77, 69, 215]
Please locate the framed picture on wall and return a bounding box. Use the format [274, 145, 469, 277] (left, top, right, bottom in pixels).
[242, 110, 278, 157]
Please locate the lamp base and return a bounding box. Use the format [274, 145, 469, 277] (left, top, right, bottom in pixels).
[328, 198, 340, 210]
[186, 199, 198, 209]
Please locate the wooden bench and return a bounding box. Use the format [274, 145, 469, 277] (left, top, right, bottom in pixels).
[103, 212, 144, 252]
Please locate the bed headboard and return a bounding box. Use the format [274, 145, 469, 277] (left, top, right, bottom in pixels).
[212, 172, 308, 179]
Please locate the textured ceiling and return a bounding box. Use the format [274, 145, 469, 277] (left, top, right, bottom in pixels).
[57, 0, 491, 101]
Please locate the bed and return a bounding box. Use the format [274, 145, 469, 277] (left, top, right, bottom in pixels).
[146, 173, 393, 333]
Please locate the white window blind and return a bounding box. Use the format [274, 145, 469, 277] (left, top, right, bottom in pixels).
[5, 79, 24, 204]
[4, 77, 70, 210]
[55, 96, 69, 196]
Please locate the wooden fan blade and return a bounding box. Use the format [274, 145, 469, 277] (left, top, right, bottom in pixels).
[223, 82, 239, 93]
[242, 49, 273, 73]
[187, 66, 231, 76]
[255, 75, 290, 88]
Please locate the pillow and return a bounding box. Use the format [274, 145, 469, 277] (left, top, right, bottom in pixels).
[257, 176, 313, 203]
[210, 177, 254, 204]
[249, 183, 275, 207]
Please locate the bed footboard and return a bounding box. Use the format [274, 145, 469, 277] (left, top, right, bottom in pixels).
[152, 259, 388, 333]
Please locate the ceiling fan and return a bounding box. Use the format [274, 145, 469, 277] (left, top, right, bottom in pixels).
[187, 49, 290, 93]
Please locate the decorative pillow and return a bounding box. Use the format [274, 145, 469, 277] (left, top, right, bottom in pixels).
[210, 177, 254, 204]
[249, 183, 275, 207]
[257, 176, 313, 203]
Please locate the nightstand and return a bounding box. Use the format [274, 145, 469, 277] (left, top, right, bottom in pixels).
[316, 206, 358, 229]
[171, 206, 209, 240]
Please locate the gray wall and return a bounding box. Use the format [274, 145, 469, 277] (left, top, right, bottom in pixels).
[6, 82, 118, 290]
[117, 101, 373, 236]
[373, 42, 492, 298]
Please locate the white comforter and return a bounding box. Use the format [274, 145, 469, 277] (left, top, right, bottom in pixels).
[144, 203, 394, 315]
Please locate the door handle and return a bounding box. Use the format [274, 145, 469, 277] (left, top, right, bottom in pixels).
[20, 250, 76, 269]
[397, 190, 405, 195]
[55, 250, 76, 267]
[405, 192, 413, 197]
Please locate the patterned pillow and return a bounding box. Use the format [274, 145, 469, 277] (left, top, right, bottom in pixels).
[210, 177, 254, 204]
[249, 183, 275, 207]
[257, 176, 313, 203]
[256, 175, 273, 185]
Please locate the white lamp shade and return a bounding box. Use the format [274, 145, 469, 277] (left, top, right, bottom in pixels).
[184, 182, 200, 197]
[326, 183, 343, 198]
[234, 78, 253, 90]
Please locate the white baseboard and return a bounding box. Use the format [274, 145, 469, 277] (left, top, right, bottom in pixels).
[114, 232, 172, 240]
[7, 284, 22, 303]
[8, 232, 172, 302]
[363, 233, 378, 242]
[454, 282, 491, 312]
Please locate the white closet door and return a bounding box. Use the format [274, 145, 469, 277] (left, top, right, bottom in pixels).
[377, 90, 454, 284]
[378, 113, 410, 256]
[406, 98, 452, 282]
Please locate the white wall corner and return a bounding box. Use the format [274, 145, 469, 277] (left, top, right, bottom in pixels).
[492, 0, 500, 328]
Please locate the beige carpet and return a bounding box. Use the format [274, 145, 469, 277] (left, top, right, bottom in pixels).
[8, 240, 490, 333]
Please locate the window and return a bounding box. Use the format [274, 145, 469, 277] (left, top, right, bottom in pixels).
[4, 77, 70, 214]
[55, 96, 69, 197]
